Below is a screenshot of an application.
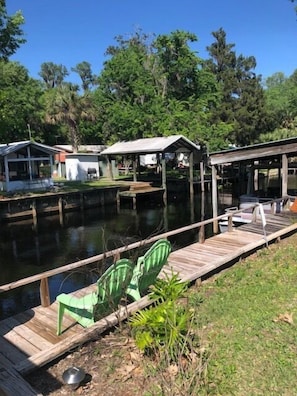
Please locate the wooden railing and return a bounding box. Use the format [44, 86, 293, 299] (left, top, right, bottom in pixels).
[0, 196, 292, 307]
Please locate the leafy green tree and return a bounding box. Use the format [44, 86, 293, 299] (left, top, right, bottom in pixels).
[71, 61, 97, 92]
[95, 30, 221, 149]
[153, 30, 223, 149]
[94, 30, 161, 142]
[0, 0, 25, 60]
[43, 83, 96, 151]
[263, 72, 292, 130]
[39, 62, 69, 89]
[0, 60, 43, 142]
[205, 28, 267, 146]
[258, 70, 297, 142]
[154, 30, 204, 100]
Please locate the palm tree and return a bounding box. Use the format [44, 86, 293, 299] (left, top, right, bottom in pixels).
[44, 83, 96, 152]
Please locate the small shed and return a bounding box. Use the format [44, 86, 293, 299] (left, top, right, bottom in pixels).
[0, 141, 59, 192]
[53, 144, 118, 181]
[100, 135, 202, 199]
[65, 153, 118, 181]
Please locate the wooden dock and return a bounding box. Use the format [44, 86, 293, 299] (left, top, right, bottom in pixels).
[1, 207, 297, 394]
[117, 181, 165, 209]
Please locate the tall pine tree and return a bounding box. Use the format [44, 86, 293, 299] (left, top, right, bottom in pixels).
[205, 28, 267, 146]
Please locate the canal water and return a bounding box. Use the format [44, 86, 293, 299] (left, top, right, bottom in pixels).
[0, 190, 233, 320]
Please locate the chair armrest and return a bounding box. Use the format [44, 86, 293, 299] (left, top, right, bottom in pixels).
[56, 293, 96, 309]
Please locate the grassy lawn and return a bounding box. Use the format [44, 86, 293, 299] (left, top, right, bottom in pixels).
[0, 178, 126, 198]
[187, 234, 297, 395]
[54, 178, 125, 190]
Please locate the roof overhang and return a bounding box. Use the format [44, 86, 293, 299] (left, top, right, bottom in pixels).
[209, 137, 297, 166]
[100, 135, 201, 156]
[0, 141, 60, 157]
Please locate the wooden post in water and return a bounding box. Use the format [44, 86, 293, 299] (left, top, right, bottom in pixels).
[32, 199, 37, 227]
[40, 278, 50, 307]
[58, 197, 64, 226]
[200, 161, 205, 192]
[133, 195, 136, 210]
[116, 190, 120, 212]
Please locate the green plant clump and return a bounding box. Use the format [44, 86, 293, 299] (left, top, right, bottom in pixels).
[130, 272, 191, 361]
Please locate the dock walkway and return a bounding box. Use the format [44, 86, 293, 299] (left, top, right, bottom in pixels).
[1, 209, 297, 395]
[117, 181, 165, 209]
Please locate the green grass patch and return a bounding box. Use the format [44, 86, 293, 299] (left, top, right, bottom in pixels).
[55, 178, 123, 190]
[0, 178, 125, 198]
[188, 236, 297, 395]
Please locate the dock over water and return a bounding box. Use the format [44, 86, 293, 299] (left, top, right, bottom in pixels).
[1, 202, 297, 394]
[117, 181, 165, 209]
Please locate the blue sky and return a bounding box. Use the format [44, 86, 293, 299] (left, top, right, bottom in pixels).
[7, 0, 297, 84]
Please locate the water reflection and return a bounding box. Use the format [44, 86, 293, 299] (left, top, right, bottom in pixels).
[0, 191, 227, 319]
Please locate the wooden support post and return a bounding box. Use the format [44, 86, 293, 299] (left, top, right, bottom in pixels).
[58, 197, 64, 226]
[199, 225, 205, 243]
[107, 156, 114, 180]
[189, 152, 194, 199]
[195, 278, 202, 287]
[211, 165, 218, 234]
[32, 200, 37, 228]
[252, 205, 258, 222]
[40, 278, 50, 307]
[132, 155, 137, 182]
[116, 190, 120, 211]
[161, 153, 167, 204]
[282, 153, 288, 197]
[200, 161, 205, 192]
[113, 251, 120, 262]
[228, 215, 233, 232]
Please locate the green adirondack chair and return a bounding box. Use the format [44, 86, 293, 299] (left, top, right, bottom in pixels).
[56, 258, 134, 335]
[126, 239, 171, 301]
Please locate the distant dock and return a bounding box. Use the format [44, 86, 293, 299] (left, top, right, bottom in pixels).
[117, 181, 165, 209]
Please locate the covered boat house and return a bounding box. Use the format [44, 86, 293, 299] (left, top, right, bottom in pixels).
[100, 135, 202, 200]
[209, 137, 297, 231]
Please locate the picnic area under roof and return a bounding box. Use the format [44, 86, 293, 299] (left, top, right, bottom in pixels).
[100, 135, 201, 156]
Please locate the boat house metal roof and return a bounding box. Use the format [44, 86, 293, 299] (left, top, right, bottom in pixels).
[209, 137, 297, 166]
[100, 135, 201, 156]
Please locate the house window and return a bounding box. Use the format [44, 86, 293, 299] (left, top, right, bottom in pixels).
[8, 161, 29, 180]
